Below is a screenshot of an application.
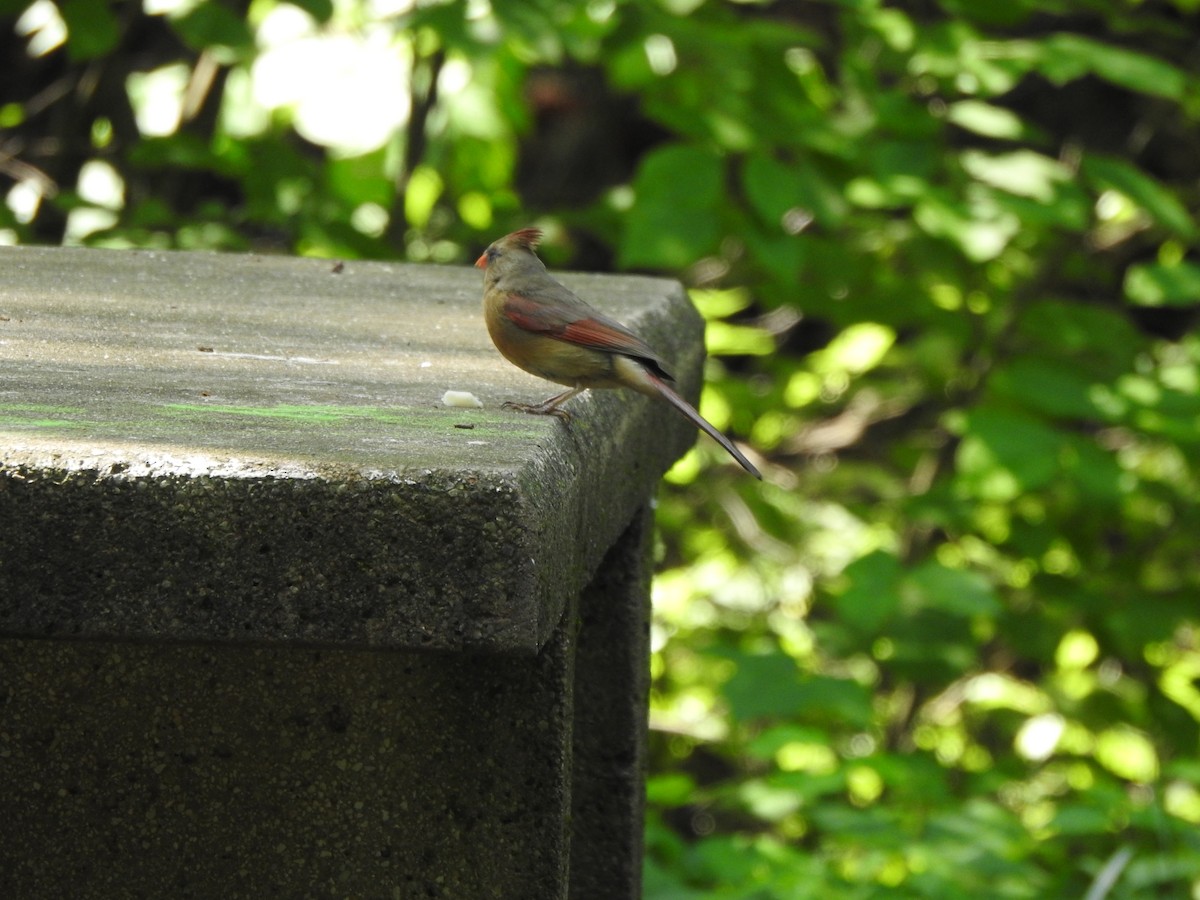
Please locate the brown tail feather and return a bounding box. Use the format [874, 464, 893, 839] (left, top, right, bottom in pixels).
[648, 374, 762, 479]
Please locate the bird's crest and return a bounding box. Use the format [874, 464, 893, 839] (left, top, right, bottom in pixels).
[505, 227, 543, 251]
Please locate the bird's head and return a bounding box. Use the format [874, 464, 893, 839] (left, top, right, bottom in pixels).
[475, 227, 543, 271]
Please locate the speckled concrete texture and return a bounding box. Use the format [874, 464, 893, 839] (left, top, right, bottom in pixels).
[0, 618, 575, 898]
[0, 509, 655, 898]
[0, 247, 681, 896]
[0, 246, 702, 651]
[569, 507, 654, 899]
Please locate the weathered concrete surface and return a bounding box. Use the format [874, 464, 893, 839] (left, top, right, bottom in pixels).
[0, 246, 702, 652]
[570, 507, 654, 899]
[0, 247, 677, 897]
[0, 598, 579, 898]
[0, 508, 654, 900]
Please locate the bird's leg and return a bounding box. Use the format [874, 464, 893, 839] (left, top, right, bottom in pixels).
[502, 386, 584, 421]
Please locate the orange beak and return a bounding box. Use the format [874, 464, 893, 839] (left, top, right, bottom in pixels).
[474, 252, 488, 269]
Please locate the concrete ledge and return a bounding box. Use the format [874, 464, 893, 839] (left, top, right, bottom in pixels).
[0, 247, 681, 896]
[0, 246, 702, 653]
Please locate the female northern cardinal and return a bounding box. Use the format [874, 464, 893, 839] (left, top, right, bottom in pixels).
[476, 228, 762, 479]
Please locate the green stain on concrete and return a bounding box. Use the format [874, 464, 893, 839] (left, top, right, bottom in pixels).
[166, 402, 417, 424]
[0, 404, 93, 430]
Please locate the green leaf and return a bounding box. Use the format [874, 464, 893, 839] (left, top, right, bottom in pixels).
[646, 773, 697, 806]
[720, 651, 801, 721]
[60, 0, 120, 61]
[743, 153, 846, 229]
[1124, 262, 1200, 307]
[789, 676, 876, 729]
[1017, 300, 1142, 373]
[866, 139, 938, 186]
[832, 550, 903, 634]
[937, 0, 1038, 26]
[128, 134, 225, 170]
[1082, 155, 1197, 238]
[689, 288, 752, 318]
[1037, 33, 1188, 99]
[960, 150, 1070, 203]
[288, 0, 334, 23]
[686, 835, 767, 889]
[945, 100, 1028, 140]
[326, 149, 393, 209]
[955, 406, 1063, 500]
[742, 228, 806, 285]
[402, 166, 443, 230]
[705, 321, 775, 357]
[1051, 801, 1113, 840]
[720, 650, 873, 728]
[746, 724, 831, 761]
[1061, 433, 1125, 504]
[904, 562, 1002, 618]
[914, 190, 1020, 261]
[990, 187, 1089, 232]
[619, 144, 723, 270]
[171, 1, 254, 55]
[989, 357, 1110, 420]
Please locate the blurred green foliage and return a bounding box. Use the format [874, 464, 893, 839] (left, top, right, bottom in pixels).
[4, 0, 1200, 896]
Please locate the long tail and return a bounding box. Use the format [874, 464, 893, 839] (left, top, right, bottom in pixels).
[644, 371, 762, 480]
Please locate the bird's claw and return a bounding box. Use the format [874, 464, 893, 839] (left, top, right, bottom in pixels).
[502, 400, 571, 422]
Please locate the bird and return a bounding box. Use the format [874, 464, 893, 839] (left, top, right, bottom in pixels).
[475, 227, 762, 479]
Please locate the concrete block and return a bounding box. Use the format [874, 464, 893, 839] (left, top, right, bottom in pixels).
[0, 247, 700, 896]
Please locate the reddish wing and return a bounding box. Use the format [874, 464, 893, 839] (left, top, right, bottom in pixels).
[502, 291, 660, 360]
[502, 291, 675, 381]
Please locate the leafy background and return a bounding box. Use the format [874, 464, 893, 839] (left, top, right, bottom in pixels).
[4, 0, 1200, 895]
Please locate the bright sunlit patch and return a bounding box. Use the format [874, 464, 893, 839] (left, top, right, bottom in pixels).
[350, 202, 388, 236]
[1159, 654, 1200, 720]
[586, 0, 616, 23]
[257, 3, 316, 46]
[65, 208, 118, 244]
[606, 184, 635, 211]
[776, 741, 837, 774]
[252, 31, 410, 154]
[143, 0, 200, 15]
[1095, 189, 1136, 223]
[781, 207, 813, 235]
[784, 46, 817, 76]
[812, 323, 896, 376]
[458, 191, 492, 229]
[847, 765, 883, 805]
[6, 180, 45, 223]
[1055, 629, 1099, 670]
[1015, 712, 1064, 762]
[963, 672, 1048, 714]
[404, 166, 443, 229]
[127, 63, 190, 136]
[644, 34, 677, 75]
[1095, 726, 1159, 783]
[367, 0, 417, 18]
[218, 67, 270, 138]
[737, 779, 803, 821]
[434, 57, 470, 96]
[16, 0, 66, 57]
[1165, 780, 1200, 824]
[77, 160, 125, 209]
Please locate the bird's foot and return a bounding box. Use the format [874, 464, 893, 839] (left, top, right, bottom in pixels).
[502, 400, 571, 422]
